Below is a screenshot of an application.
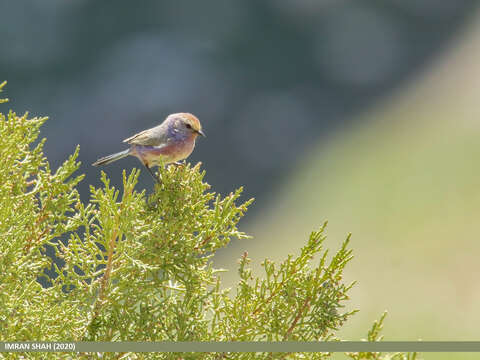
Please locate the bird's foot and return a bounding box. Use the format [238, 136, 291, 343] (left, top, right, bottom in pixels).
[171, 161, 186, 167]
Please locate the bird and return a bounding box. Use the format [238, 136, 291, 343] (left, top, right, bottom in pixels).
[92, 113, 205, 181]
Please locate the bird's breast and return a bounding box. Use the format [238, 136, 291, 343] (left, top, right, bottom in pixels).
[132, 138, 195, 166]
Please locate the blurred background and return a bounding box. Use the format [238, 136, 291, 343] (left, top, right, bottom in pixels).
[2, 1, 480, 358]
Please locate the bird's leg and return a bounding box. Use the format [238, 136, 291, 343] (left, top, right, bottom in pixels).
[144, 163, 160, 183]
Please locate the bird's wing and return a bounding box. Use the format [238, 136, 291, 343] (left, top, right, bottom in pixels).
[123, 129, 156, 145]
[123, 125, 167, 146]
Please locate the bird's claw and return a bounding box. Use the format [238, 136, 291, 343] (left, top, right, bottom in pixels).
[171, 161, 186, 167]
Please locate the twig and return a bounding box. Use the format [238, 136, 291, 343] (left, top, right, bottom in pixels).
[95, 229, 117, 310]
[252, 268, 297, 315]
[283, 297, 311, 341]
[86, 228, 118, 337]
[194, 235, 212, 251]
[23, 201, 50, 253]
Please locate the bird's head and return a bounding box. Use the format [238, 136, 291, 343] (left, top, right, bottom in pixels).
[168, 113, 205, 138]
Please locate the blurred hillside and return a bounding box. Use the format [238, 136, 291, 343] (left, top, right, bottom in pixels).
[216, 10, 480, 360]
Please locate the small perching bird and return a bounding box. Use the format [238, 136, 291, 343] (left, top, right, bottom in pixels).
[92, 113, 205, 181]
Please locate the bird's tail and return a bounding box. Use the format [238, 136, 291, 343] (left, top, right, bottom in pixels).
[92, 149, 130, 166]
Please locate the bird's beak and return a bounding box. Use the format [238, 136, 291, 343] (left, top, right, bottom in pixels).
[196, 129, 206, 137]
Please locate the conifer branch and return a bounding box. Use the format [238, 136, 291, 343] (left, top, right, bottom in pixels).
[0, 86, 416, 359]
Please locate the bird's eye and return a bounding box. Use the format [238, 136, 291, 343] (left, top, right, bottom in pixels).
[185, 123, 192, 129]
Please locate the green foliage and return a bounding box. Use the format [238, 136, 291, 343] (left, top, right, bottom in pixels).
[216, 228, 355, 342]
[346, 313, 418, 360]
[0, 84, 415, 359]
